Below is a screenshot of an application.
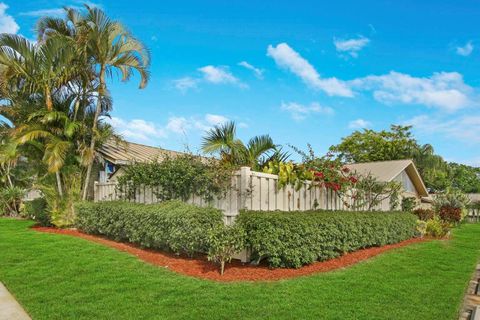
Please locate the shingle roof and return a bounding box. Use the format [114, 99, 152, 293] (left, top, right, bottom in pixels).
[98, 140, 184, 165]
[345, 159, 429, 197]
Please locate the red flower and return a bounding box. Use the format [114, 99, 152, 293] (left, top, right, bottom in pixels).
[349, 176, 358, 184]
[342, 167, 350, 173]
[314, 172, 324, 179]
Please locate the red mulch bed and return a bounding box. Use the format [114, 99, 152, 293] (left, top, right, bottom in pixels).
[32, 226, 426, 282]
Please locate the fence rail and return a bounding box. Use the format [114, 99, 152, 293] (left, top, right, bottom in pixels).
[94, 167, 390, 221]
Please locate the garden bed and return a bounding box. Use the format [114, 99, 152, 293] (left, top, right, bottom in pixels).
[33, 226, 425, 281]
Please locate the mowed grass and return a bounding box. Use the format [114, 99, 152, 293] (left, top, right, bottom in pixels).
[1, 219, 480, 320]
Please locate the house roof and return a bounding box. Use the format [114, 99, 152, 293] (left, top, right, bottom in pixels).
[345, 159, 430, 197]
[98, 140, 185, 165]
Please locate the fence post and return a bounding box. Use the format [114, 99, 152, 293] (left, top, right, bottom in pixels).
[239, 166, 251, 211]
[94, 181, 99, 202]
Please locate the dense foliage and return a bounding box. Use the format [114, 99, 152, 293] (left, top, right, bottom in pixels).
[413, 208, 435, 221]
[0, 5, 149, 225]
[75, 201, 224, 256]
[24, 198, 50, 227]
[116, 154, 232, 202]
[330, 125, 480, 193]
[237, 210, 417, 268]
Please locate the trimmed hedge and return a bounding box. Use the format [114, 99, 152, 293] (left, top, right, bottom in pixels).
[75, 201, 224, 256]
[237, 210, 417, 268]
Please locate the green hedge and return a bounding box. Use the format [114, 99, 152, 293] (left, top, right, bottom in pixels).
[237, 210, 417, 268]
[75, 201, 224, 256]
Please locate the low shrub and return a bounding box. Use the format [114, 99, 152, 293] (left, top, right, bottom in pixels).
[75, 201, 224, 256]
[439, 206, 462, 223]
[425, 216, 451, 238]
[416, 220, 427, 238]
[401, 197, 417, 212]
[24, 198, 50, 226]
[413, 208, 435, 221]
[237, 210, 417, 268]
[207, 224, 246, 275]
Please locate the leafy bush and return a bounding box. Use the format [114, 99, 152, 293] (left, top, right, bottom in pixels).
[425, 216, 450, 238]
[413, 208, 435, 221]
[75, 201, 224, 256]
[207, 224, 246, 275]
[0, 186, 25, 216]
[416, 220, 427, 238]
[401, 197, 417, 212]
[24, 198, 51, 226]
[438, 206, 462, 223]
[117, 154, 232, 203]
[433, 189, 470, 212]
[237, 210, 417, 268]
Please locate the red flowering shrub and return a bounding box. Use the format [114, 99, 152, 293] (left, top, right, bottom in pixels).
[439, 206, 462, 223]
[412, 208, 435, 221]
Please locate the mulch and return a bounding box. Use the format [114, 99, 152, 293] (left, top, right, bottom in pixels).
[32, 226, 426, 282]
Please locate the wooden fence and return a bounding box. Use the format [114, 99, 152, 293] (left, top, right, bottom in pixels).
[94, 167, 390, 222]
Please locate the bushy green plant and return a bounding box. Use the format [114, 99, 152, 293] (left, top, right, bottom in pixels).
[0, 186, 25, 216]
[433, 189, 470, 212]
[425, 216, 450, 238]
[207, 224, 246, 275]
[401, 197, 417, 212]
[24, 198, 50, 226]
[75, 201, 224, 256]
[413, 208, 435, 221]
[416, 220, 427, 238]
[117, 154, 232, 203]
[237, 210, 417, 268]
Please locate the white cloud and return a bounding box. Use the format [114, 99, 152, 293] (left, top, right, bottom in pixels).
[0, 3, 19, 34]
[267, 43, 353, 97]
[198, 65, 241, 85]
[350, 71, 473, 112]
[280, 101, 334, 121]
[19, 8, 65, 17]
[205, 114, 229, 126]
[406, 114, 480, 143]
[167, 114, 231, 133]
[456, 41, 474, 56]
[238, 61, 264, 79]
[166, 116, 189, 134]
[348, 118, 372, 129]
[172, 77, 198, 93]
[107, 117, 166, 143]
[334, 36, 370, 58]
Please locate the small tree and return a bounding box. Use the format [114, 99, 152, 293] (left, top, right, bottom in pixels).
[353, 173, 401, 211]
[207, 224, 246, 275]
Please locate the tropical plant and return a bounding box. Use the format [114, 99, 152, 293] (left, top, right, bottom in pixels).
[353, 173, 402, 211]
[0, 186, 25, 216]
[201, 121, 279, 170]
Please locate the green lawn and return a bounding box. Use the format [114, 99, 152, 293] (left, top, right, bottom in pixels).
[1, 219, 479, 320]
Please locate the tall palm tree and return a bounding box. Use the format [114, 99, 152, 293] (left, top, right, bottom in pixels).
[80, 5, 150, 200]
[201, 121, 278, 169]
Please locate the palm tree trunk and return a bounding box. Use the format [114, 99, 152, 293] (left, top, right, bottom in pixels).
[56, 171, 63, 197]
[45, 86, 53, 111]
[81, 65, 105, 200]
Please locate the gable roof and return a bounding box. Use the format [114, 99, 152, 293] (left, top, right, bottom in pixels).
[345, 159, 429, 197]
[98, 140, 185, 165]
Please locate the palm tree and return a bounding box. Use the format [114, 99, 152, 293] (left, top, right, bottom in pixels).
[79, 5, 150, 200]
[201, 121, 278, 170]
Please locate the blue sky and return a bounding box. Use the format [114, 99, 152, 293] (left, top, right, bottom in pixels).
[4, 1, 480, 165]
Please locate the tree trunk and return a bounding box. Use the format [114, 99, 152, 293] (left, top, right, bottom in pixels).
[56, 171, 63, 197]
[45, 86, 53, 111]
[220, 261, 225, 276]
[81, 65, 105, 200]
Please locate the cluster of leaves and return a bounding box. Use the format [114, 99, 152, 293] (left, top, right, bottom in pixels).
[0, 186, 25, 216]
[329, 125, 480, 193]
[413, 208, 435, 221]
[401, 197, 417, 212]
[116, 154, 233, 203]
[23, 198, 50, 227]
[237, 210, 417, 268]
[75, 201, 224, 256]
[201, 121, 288, 170]
[353, 173, 402, 211]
